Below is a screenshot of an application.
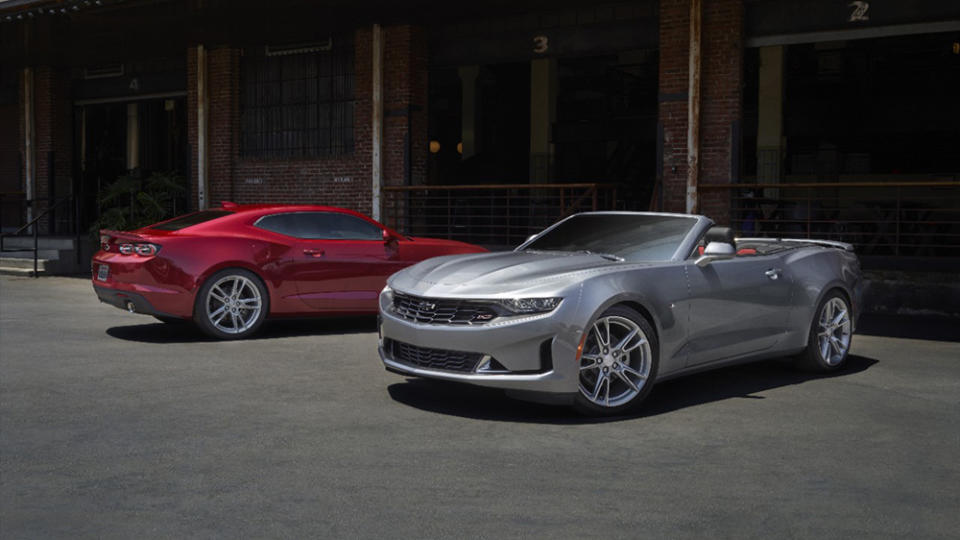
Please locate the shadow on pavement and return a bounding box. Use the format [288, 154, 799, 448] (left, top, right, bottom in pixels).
[856, 313, 960, 342]
[106, 316, 377, 343]
[386, 355, 878, 424]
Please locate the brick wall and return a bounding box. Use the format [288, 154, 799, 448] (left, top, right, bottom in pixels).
[186, 25, 428, 218]
[699, 0, 742, 226]
[28, 66, 72, 233]
[383, 25, 429, 189]
[658, 0, 741, 226]
[658, 0, 690, 215]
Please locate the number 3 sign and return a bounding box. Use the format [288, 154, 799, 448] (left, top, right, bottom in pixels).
[533, 35, 549, 54]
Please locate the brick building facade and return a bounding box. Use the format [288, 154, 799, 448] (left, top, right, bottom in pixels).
[2, 0, 958, 260]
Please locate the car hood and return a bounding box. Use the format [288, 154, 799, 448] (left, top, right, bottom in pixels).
[407, 236, 487, 253]
[390, 250, 643, 297]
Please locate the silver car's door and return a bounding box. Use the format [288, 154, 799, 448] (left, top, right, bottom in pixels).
[684, 253, 792, 366]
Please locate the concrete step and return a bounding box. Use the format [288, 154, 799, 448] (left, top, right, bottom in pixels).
[0, 236, 77, 251]
[0, 266, 47, 277]
[0, 257, 54, 271]
[0, 249, 61, 260]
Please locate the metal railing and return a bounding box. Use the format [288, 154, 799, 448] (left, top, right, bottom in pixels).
[381, 183, 621, 248]
[0, 195, 79, 277]
[699, 181, 960, 257]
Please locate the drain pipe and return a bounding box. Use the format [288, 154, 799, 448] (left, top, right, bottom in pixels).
[371, 24, 383, 221]
[686, 0, 702, 215]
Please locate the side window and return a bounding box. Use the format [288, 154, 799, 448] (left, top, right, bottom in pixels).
[327, 214, 383, 240]
[256, 214, 305, 237]
[256, 212, 382, 240]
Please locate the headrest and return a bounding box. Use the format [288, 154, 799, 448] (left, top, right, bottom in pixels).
[705, 226, 734, 245]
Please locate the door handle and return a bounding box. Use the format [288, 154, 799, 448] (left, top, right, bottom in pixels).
[303, 249, 325, 258]
[765, 268, 781, 280]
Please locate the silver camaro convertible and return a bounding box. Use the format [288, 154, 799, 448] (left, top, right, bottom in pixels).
[378, 212, 863, 415]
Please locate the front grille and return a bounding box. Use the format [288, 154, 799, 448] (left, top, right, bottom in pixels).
[386, 339, 484, 373]
[392, 292, 499, 325]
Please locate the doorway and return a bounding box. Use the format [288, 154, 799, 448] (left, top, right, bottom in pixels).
[76, 96, 188, 232]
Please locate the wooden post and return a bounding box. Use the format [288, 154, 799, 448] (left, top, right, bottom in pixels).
[23, 68, 35, 226]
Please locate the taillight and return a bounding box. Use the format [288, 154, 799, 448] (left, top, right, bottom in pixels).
[117, 243, 161, 257]
[134, 243, 159, 256]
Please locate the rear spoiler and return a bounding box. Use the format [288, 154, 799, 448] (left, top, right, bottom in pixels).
[99, 229, 149, 242]
[736, 237, 855, 252]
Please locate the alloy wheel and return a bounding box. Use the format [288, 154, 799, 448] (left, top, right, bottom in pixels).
[817, 296, 851, 366]
[578, 315, 652, 408]
[205, 274, 263, 335]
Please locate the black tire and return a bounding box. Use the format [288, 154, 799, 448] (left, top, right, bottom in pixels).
[193, 268, 270, 340]
[796, 290, 853, 372]
[154, 315, 186, 324]
[573, 305, 659, 416]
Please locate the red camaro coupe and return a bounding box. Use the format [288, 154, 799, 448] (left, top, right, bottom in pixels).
[92, 203, 486, 339]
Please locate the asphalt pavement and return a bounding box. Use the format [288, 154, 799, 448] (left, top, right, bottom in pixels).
[1, 275, 958, 539]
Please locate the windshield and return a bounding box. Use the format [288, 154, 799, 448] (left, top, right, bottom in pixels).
[521, 214, 697, 262]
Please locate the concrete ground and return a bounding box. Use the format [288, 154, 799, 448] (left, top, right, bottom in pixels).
[1, 275, 958, 539]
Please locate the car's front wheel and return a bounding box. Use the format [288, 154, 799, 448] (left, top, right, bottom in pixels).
[574, 306, 658, 416]
[193, 268, 269, 340]
[796, 290, 852, 371]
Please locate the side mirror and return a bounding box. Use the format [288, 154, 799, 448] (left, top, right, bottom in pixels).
[695, 241, 735, 267]
[383, 229, 399, 244]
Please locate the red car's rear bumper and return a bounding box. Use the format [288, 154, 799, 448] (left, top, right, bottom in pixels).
[91, 253, 195, 318]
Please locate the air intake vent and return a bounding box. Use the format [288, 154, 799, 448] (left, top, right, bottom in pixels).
[265, 39, 332, 56]
[83, 64, 124, 79]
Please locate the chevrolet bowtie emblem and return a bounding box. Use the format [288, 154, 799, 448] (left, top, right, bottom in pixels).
[415, 301, 436, 311]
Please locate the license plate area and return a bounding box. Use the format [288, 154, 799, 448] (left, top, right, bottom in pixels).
[97, 264, 109, 282]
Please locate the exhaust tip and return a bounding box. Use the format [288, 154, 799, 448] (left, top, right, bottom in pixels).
[125, 301, 137, 313]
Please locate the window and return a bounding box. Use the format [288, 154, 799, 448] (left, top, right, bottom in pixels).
[149, 210, 232, 231]
[241, 37, 355, 158]
[523, 214, 697, 262]
[256, 212, 383, 240]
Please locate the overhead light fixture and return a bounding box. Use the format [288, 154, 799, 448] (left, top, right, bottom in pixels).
[429, 141, 441, 154]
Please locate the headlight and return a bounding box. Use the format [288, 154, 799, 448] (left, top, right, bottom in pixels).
[499, 297, 562, 314]
[381, 285, 394, 301]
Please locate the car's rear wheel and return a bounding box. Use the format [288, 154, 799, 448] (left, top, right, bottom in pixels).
[574, 306, 658, 416]
[796, 290, 852, 371]
[193, 268, 269, 340]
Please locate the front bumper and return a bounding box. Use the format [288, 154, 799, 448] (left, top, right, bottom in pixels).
[378, 294, 583, 395]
